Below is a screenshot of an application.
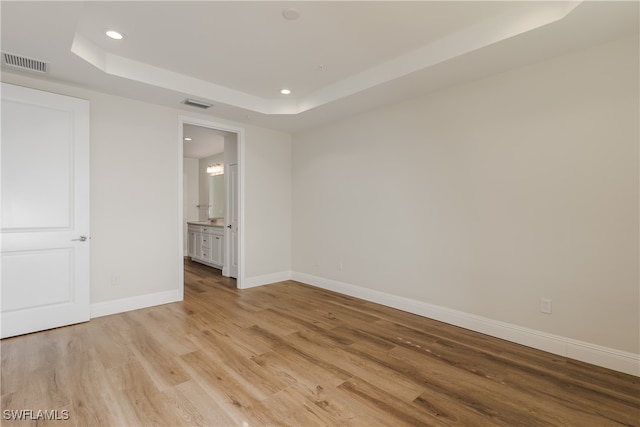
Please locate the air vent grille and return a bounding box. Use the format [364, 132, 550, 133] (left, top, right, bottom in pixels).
[2, 52, 48, 73]
[183, 98, 213, 109]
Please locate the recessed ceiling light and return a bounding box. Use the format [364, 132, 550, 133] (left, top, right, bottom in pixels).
[184, 137, 192, 141]
[105, 30, 124, 40]
[282, 8, 300, 20]
[280, 89, 291, 95]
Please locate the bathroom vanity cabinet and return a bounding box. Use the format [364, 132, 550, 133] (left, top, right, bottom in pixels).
[187, 222, 224, 269]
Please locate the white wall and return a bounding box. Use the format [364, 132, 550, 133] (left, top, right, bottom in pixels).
[184, 158, 199, 222]
[1, 71, 293, 307]
[86, 89, 180, 304]
[292, 36, 639, 356]
[244, 126, 293, 280]
[225, 134, 238, 165]
[183, 157, 199, 253]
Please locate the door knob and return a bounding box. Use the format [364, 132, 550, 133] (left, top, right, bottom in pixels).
[227, 225, 232, 229]
[72, 235, 88, 242]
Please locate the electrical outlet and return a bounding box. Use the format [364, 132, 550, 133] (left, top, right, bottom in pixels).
[540, 298, 552, 314]
[111, 274, 121, 286]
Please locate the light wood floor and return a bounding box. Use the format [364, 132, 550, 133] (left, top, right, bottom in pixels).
[2, 259, 638, 426]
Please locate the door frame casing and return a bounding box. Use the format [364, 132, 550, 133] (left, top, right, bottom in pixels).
[177, 116, 245, 294]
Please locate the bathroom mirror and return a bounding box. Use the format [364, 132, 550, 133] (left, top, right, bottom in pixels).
[208, 174, 225, 219]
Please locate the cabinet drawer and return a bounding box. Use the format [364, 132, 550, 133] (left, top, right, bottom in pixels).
[209, 228, 223, 236]
[201, 235, 211, 249]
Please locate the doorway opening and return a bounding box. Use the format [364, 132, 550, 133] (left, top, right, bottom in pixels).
[177, 116, 244, 297]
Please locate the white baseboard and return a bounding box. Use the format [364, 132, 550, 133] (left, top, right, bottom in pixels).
[241, 270, 292, 289]
[90, 289, 182, 319]
[291, 272, 639, 376]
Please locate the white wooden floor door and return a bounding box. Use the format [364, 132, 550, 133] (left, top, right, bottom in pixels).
[1, 83, 90, 338]
[227, 163, 238, 278]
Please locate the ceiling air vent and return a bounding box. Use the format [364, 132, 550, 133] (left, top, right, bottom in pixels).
[2, 52, 48, 73]
[183, 98, 213, 109]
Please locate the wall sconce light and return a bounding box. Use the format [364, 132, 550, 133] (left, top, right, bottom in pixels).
[207, 163, 224, 176]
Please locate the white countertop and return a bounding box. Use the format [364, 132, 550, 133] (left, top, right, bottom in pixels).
[187, 221, 224, 228]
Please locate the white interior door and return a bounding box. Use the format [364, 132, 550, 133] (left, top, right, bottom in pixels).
[227, 163, 238, 278]
[1, 83, 90, 338]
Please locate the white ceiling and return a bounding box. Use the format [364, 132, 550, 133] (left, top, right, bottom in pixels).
[1, 1, 638, 133]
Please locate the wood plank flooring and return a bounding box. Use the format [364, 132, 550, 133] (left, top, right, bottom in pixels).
[1, 258, 638, 426]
